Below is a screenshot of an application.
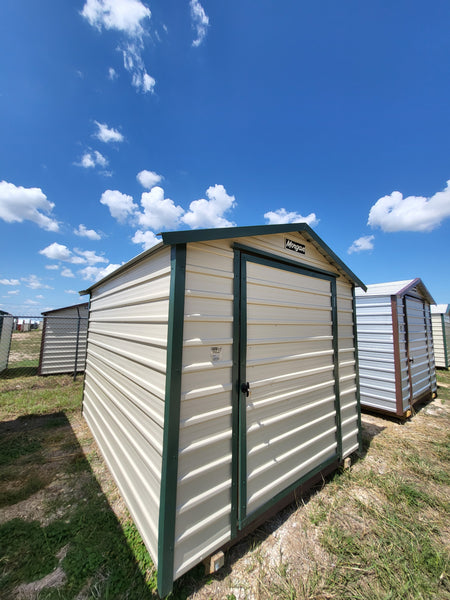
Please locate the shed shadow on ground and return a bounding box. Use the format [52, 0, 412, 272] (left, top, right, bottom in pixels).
[0, 366, 38, 379]
[0, 411, 156, 600]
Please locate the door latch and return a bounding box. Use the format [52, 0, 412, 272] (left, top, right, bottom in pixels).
[241, 382, 250, 397]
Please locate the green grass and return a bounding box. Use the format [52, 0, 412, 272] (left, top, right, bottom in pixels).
[0, 369, 449, 599]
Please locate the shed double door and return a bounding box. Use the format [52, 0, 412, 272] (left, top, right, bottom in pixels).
[235, 252, 341, 528]
[404, 296, 434, 400]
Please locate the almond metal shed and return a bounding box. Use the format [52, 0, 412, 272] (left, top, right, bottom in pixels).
[80, 223, 365, 596]
[0, 310, 13, 374]
[355, 279, 437, 418]
[431, 304, 450, 369]
[38, 303, 88, 375]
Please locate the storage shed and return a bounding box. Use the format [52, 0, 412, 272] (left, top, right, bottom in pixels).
[355, 279, 437, 418]
[431, 304, 450, 369]
[38, 303, 88, 375]
[80, 223, 365, 596]
[0, 310, 13, 374]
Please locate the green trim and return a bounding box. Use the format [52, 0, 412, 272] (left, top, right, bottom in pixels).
[161, 224, 366, 290]
[234, 247, 343, 532]
[238, 254, 248, 528]
[231, 250, 242, 538]
[330, 278, 342, 460]
[352, 286, 363, 452]
[233, 243, 339, 281]
[240, 454, 338, 529]
[157, 244, 186, 599]
[442, 313, 449, 369]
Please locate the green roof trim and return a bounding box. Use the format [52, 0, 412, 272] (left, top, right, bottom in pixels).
[161, 223, 366, 290]
[79, 223, 365, 296]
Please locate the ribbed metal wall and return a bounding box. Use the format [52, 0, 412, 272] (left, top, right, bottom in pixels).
[355, 294, 398, 413]
[174, 233, 360, 580]
[405, 297, 436, 400]
[83, 247, 171, 566]
[431, 309, 450, 369]
[0, 314, 13, 373]
[39, 305, 88, 375]
[245, 260, 336, 517]
[174, 240, 234, 578]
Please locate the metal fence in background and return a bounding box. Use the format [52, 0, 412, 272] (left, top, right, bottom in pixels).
[0, 314, 88, 380]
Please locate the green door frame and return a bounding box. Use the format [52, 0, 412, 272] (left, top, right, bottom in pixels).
[231, 244, 342, 533]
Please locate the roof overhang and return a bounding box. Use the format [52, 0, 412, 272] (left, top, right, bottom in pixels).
[80, 224, 366, 295]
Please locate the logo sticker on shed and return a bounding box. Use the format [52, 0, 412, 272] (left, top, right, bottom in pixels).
[285, 238, 306, 254]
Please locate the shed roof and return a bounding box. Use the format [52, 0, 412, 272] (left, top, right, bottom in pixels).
[355, 278, 435, 305]
[41, 302, 89, 316]
[431, 303, 450, 315]
[80, 223, 366, 295]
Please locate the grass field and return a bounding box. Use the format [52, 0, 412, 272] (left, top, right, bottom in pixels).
[0, 366, 449, 599]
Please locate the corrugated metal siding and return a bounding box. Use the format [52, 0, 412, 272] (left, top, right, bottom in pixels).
[174, 241, 234, 579]
[83, 246, 171, 567]
[39, 305, 88, 375]
[336, 281, 359, 456]
[174, 232, 359, 580]
[245, 260, 337, 517]
[431, 313, 450, 369]
[405, 297, 436, 400]
[0, 315, 13, 373]
[355, 294, 399, 413]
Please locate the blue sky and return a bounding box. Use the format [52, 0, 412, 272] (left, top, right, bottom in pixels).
[1, 0, 450, 315]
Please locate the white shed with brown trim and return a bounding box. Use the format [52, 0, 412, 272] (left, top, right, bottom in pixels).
[355, 279, 437, 418]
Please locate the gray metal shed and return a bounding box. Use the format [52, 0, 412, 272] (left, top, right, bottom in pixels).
[38, 303, 88, 375]
[431, 304, 450, 369]
[0, 310, 13, 374]
[80, 223, 365, 596]
[355, 279, 437, 418]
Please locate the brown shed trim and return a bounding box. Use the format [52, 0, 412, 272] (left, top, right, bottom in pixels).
[391, 295, 404, 417]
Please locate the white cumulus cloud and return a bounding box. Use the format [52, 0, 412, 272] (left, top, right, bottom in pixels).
[74, 224, 102, 240]
[79, 263, 121, 282]
[81, 0, 151, 37]
[61, 268, 75, 278]
[264, 208, 319, 227]
[368, 180, 450, 232]
[39, 242, 74, 262]
[181, 184, 236, 229]
[94, 121, 124, 143]
[100, 189, 138, 223]
[0, 181, 59, 232]
[76, 150, 109, 169]
[132, 229, 160, 250]
[108, 67, 118, 80]
[138, 186, 184, 230]
[348, 235, 375, 254]
[74, 249, 108, 265]
[190, 0, 209, 47]
[137, 169, 163, 189]
[0, 279, 20, 286]
[21, 275, 53, 290]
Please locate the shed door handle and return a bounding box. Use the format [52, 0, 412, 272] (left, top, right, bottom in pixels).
[241, 382, 250, 397]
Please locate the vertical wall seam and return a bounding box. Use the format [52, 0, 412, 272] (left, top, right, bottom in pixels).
[157, 244, 186, 598]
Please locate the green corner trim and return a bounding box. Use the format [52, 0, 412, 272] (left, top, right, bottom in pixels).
[232, 245, 344, 533]
[157, 244, 186, 598]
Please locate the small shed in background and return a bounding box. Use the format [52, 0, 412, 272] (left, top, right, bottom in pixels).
[431, 304, 450, 369]
[38, 303, 88, 375]
[80, 223, 365, 596]
[355, 279, 437, 418]
[0, 310, 13, 374]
